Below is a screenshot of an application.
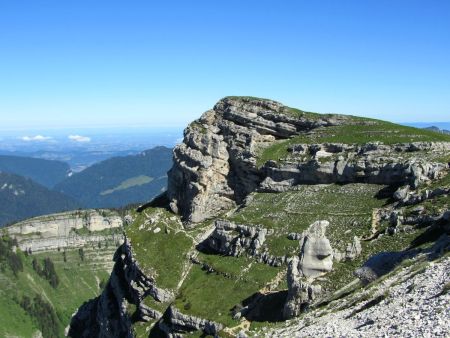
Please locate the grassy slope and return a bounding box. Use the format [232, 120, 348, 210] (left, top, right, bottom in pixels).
[128, 184, 448, 333]
[230, 184, 388, 256]
[126, 208, 193, 290]
[174, 260, 280, 327]
[257, 117, 450, 166]
[0, 245, 115, 337]
[125, 101, 450, 333]
[126, 185, 394, 330]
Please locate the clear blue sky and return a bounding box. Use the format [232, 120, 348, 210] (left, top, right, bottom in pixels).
[0, 0, 449, 129]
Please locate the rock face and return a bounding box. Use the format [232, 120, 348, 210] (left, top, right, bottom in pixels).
[334, 236, 362, 262]
[394, 185, 450, 206]
[167, 97, 449, 224]
[160, 306, 223, 336]
[260, 142, 448, 192]
[201, 219, 267, 256]
[68, 239, 172, 338]
[298, 220, 334, 278]
[283, 256, 321, 319]
[283, 221, 333, 318]
[5, 210, 123, 252]
[167, 97, 349, 223]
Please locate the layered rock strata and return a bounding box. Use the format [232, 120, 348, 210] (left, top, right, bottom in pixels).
[167, 97, 349, 223]
[201, 219, 267, 257]
[160, 306, 223, 336]
[5, 209, 123, 252]
[260, 145, 447, 192]
[167, 97, 450, 224]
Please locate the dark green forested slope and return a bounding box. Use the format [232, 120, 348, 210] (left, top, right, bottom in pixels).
[0, 235, 114, 338]
[54, 146, 173, 208]
[0, 172, 80, 227]
[0, 155, 70, 188]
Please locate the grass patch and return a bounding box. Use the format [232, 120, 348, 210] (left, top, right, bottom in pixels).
[101, 175, 154, 195]
[174, 262, 280, 327]
[126, 208, 193, 290]
[428, 171, 450, 190]
[257, 120, 450, 166]
[230, 184, 387, 257]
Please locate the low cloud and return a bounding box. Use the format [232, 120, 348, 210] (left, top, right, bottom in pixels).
[21, 135, 53, 142]
[68, 135, 91, 143]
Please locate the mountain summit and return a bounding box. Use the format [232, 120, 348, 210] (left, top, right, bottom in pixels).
[7, 97, 449, 338]
[167, 96, 450, 223]
[68, 97, 450, 338]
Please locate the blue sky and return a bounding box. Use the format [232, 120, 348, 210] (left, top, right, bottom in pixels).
[0, 0, 449, 129]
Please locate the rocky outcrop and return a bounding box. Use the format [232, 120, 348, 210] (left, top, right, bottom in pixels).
[6, 209, 123, 252]
[167, 97, 450, 224]
[201, 219, 267, 257]
[283, 220, 333, 318]
[283, 256, 321, 319]
[298, 220, 334, 278]
[394, 185, 450, 206]
[334, 236, 362, 262]
[255, 250, 287, 267]
[167, 97, 349, 223]
[260, 144, 447, 192]
[68, 239, 172, 338]
[289, 141, 450, 158]
[160, 306, 223, 336]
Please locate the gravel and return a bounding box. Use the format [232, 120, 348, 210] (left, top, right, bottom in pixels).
[264, 256, 450, 338]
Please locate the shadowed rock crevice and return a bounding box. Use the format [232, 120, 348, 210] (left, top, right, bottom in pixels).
[239, 291, 288, 323]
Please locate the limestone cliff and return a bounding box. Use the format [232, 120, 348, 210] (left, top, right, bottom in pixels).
[68, 97, 450, 338]
[5, 209, 123, 252]
[167, 97, 449, 224]
[167, 97, 350, 223]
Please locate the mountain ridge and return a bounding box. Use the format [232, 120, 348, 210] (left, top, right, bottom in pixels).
[0, 155, 70, 188]
[54, 146, 172, 208]
[67, 96, 450, 337]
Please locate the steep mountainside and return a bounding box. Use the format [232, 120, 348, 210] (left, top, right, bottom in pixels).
[54, 147, 172, 208]
[0, 210, 125, 337]
[167, 97, 450, 223]
[64, 97, 449, 337]
[0, 172, 80, 227]
[0, 155, 70, 188]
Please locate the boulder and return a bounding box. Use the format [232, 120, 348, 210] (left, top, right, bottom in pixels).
[345, 236, 362, 261]
[201, 219, 267, 257]
[298, 220, 333, 278]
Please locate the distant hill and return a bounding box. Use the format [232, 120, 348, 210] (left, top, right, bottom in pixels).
[424, 126, 450, 135]
[54, 146, 173, 208]
[0, 172, 80, 227]
[0, 155, 70, 188]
